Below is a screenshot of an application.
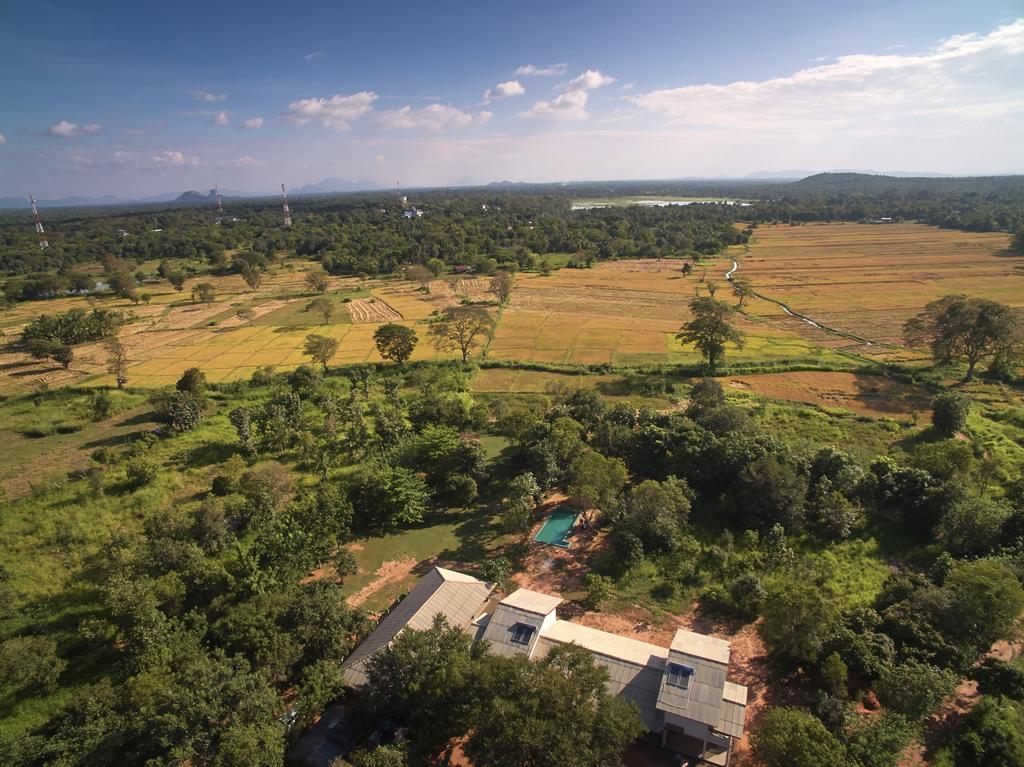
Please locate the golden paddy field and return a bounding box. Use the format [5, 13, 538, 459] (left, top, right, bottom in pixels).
[2, 222, 1020, 394]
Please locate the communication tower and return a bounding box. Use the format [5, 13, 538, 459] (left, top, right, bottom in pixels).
[281, 183, 292, 227]
[28, 195, 49, 250]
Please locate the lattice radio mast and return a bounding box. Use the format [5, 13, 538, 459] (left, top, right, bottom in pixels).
[280, 183, 292, 227]
[28, 195, 49, 250]
[215, 184, 224, 214]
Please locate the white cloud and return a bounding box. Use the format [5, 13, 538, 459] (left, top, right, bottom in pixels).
[0, 133, 6, 145]
[518, 68, 615, 121]
[189, 90, 226, 103]
[228, 155, 258, 167]
[518, 90, 589, 121]
[241, 116, 264, 129]
[564, 69, 616, 92]
[484, 80, 526, 101]
[125, 129, 145, 138]
[47, 120, 81, 137]
[376, 103, 492, 131]
[631, 18, 1024, 130]
[620, 82, 636, 91]
[82, 123, 102, 134]
[151, 150, 202, 167]
[515, 63, 567, 76]
[304, 51, 323, 60]
[283, 92, 377, 129]
[211, 111, 229, 126]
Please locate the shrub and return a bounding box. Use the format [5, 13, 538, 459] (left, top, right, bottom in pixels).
[751, 707, 849, 767]
[876, 660, 957, 720]
[948, 695, 1024, 767]
[125, 455, 158, 487]
[584, 574, 614, 610]
[0, 635, 65, 692]
[479, 557, 512, 584]
[931, 391, 971, 437]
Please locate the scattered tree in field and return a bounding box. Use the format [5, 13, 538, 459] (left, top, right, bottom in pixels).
[426, 257, 445, 276]
[931, 390, 971, 436]
[427, 306, 496, 363]
[236, 307, 256, 325]
[1013, 226, 1024, 254]
[752, 707, 848, 767]
[168, 271, 187, 291]
[241, 264, 264, 291]
[176, 367, 208, 400]
[706, 280, 718, 296]
[192, 282, 216, 303]
[405, 264, 433, 290]
[25, 339, 73, 369]
[731, 275, 754, 306]
[490, 271, 515, 304]
[903, 295, 1023, 381]
[306, 297, 335, 324]
[105, 337, 129, 388]
[677, 296, 745, 372]
[304, 268, 329, 294]
[303, 334, 339, 371]
[373, 323, 418, 364]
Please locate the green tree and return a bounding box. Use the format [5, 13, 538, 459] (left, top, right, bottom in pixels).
[303, 333, 339, 371]
[677, 296, 745, 372]
[427, 306, 496, 363]
[876, 660, 957, 720]
[940, 559, 1024, 652]
[0, 636, 65, 692]
[192, 282, 216, 303]
[761, 568, 840, 667]
[349, 463, 429, 529]
[751, 707, 849, 767]
[176, 367, 207, 400]
[730, 275, 754, 306]
[105, 337, 129, 388]
[931, 390, 971, 436]
[360, 615, 479, 762]
[168, 271, 187, 291]
[490, 270, 515, 304]
[306, 297, 336, 324]
[405, 264, 434, 290]
[464, 644, 646, 767]
[373, 323, 418, 364]
[949, 695, 1024, 767]
[567, 449, 628, 516]
[903, 295, 1023, 381]
[349, 745, 408, 767]
[304, 267, 330, 294]
[236, 307, 256, 326]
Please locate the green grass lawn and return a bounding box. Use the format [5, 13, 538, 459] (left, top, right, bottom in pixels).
[253, 288, 371, 327]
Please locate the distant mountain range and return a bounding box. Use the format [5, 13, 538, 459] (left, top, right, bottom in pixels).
[3, 170, 1020, 210]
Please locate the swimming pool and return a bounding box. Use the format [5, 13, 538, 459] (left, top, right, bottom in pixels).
[533, 506, 580, 548]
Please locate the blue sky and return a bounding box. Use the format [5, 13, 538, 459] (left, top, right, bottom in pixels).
[1, 0, 1023, 197]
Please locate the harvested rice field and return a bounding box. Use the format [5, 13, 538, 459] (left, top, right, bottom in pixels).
[736, 222, 1022, 344]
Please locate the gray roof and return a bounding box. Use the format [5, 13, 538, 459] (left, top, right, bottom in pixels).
[479, 602, 547, 658]
[534, 631, 668, 731]
[340, 567, 492, 687]
[655, 646, 728, 729]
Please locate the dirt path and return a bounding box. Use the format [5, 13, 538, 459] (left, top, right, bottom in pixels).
[899, 637, 1024, 766]
[345, 557, 418, 608]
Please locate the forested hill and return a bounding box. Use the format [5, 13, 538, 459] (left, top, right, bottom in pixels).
[789, 172, 1024, 196]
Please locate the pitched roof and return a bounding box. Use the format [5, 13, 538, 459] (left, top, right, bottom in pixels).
[670, 629, 731, 665]
[498, 588, 562, 615]
[340, 567, 492, 687]
[541, 620, 669, 667]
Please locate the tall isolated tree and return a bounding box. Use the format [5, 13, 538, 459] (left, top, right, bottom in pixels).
[490, 271, 515, 304]
[405, 265, 433, 290]
[677, 296, 745, 372]
[306, 297, 335, 324]
[903, 295, 1022, 381]
[427, 306, 496, 363]
[373, 323, 418, 364]
[303, 334, 339, 371]
[192, 282, 216, 303]
[105, 337, 129, 388]
[304, 268, 329, 294]
[730, 275, 754, 307]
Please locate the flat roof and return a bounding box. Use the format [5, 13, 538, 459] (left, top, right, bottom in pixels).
[670, 629, 731, 665]
[723, 681, 748, 706]
[543, 620, 669, 668]
[499, 588, 563, 615]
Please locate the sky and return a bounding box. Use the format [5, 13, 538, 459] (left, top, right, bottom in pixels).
[1, 0, 1023, 198]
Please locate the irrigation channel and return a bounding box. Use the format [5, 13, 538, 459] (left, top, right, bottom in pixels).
[725, 259, 876, 346]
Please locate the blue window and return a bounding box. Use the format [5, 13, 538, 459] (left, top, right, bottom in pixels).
[511, 623, 535, 645]
[666, 663, 693, 689]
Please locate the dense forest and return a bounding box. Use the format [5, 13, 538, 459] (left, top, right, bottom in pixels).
[2, 173, 1022, 282]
